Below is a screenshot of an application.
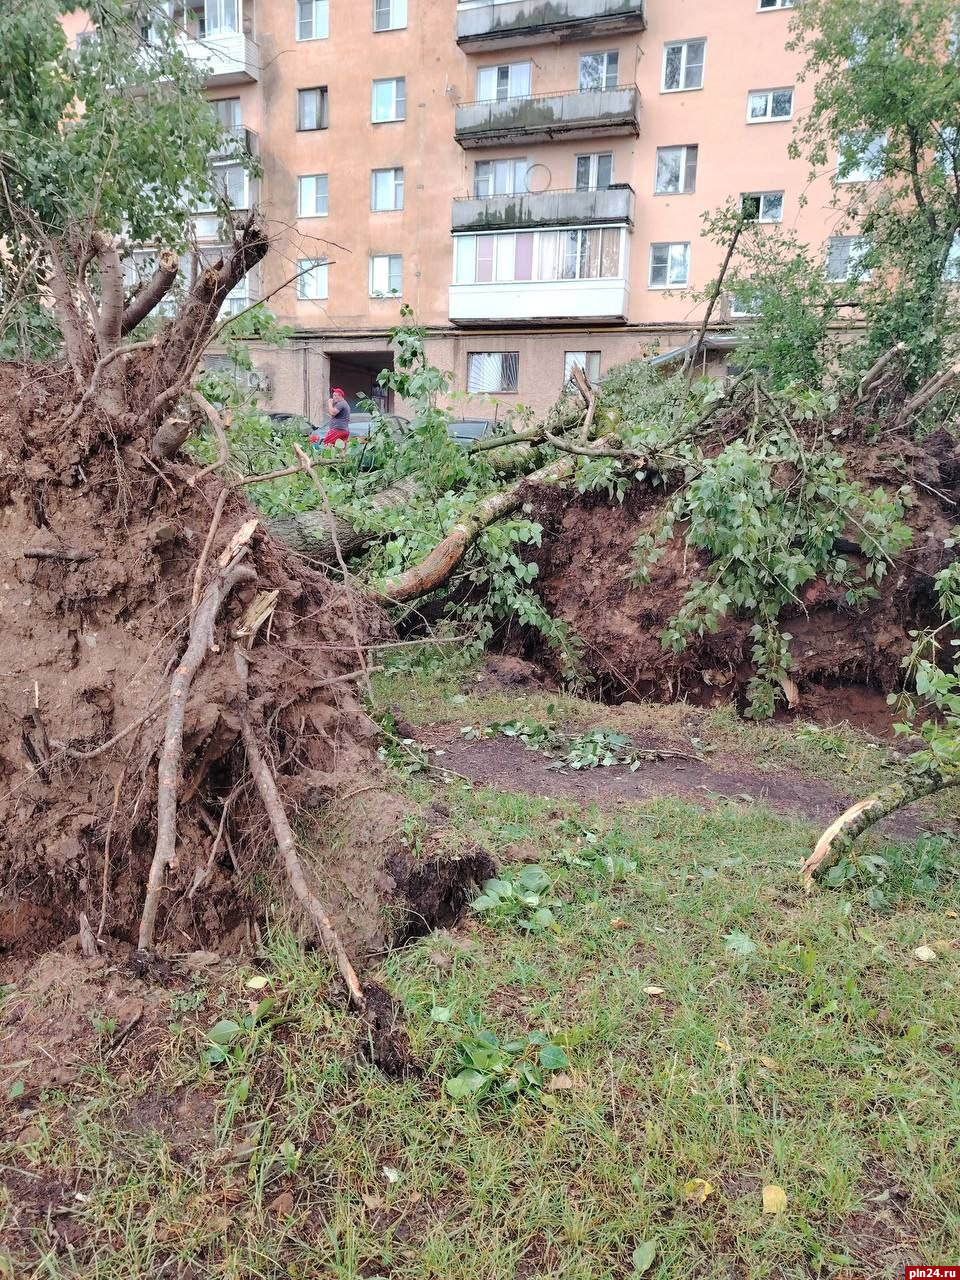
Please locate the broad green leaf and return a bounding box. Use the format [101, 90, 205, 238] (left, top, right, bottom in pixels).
[632, 1241, 657, 1275]
[539, 1043, 570, 1071]
[208, 1019, 241, 1046]
[445, 1068, 487, 1099]
[723, 930, 758, 956]
[430, 1006, 451, 1022]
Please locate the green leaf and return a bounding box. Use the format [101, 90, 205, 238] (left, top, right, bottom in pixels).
[430, 1006, 451, 1023]
[632, 1241, 657, 1275]
[8, 1080, 24, 1101]
[445, 1068, 487, 1099]
[530, 907, 556, 930]
[517, 865, 551, 892]
[539, 1043, 570, 1071]
[208, 1018, 242, 1045]
[723, 930, 758, 956]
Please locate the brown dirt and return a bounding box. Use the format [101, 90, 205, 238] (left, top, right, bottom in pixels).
[841, 1161, 926, 1277]
[523, 430, 960, 712]
[0, 359, 410, 964]
[419, 726, 934, 841]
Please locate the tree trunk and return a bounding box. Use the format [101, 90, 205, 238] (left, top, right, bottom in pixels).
[802, 770, 960, 890]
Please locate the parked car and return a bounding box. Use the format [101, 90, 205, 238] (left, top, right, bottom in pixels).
[448, 418, 493, 445]
[346, 411, 410, 439]
[267, 411, 317, 436]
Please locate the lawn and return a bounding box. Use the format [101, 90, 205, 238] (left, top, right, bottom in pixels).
[1, 676, 958, 1279]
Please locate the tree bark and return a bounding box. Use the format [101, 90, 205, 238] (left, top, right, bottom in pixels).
[270, 475, 419, 562]
[802, 770, 960, 891]
[91, 230, 125, 353]
[121, 249, 179, 335]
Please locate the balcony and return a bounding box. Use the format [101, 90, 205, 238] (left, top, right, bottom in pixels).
[457, 0, 645, 51]
[211, 126, 259, 158]
[455, 86, 640, 148]
[181, 32, 260, 85]
[449, 277, 630, 324]
[453, 183, 635, 232]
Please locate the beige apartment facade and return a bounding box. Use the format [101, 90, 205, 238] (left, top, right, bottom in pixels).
[69, 0, 858, 421]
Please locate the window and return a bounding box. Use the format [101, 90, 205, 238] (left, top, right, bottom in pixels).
[944, 234, 960, 282]
[729, 291, 762, 317]
[371, 167, 404, 211]
[825, 235, 870, 282]
[467, 352, 519, 394]
[476, 61, 531, 101]
[204, 0, 239, 36]
[747, 88, 794, 121]
[205, 161, 247, 209]
[369, 254, 403, 297]
[475, 159, 529, 198]
[649, 241, 690, 288]
[372, 77, 406, 122]
[655, 145, 698, 194]
[836, 134, 885, 183]
[374, 0, 407, 31]
[297, 259, 329, 300]
[212, 98, 241, 129]
[298, 87, 328, 131]
[741, 190, 784, 222]
[298, 174, 329, 217]
[758, 0, 793, 8]
[297, 0, 328, 39]
[579, 51, 619, 92]
[453, 226, 623, 285]
[564, 351, 601, 386]
[662, 39, 705, 91]
[575, 153, 613, 191]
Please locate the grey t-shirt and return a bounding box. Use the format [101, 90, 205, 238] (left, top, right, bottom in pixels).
[329, 395, 350, 425]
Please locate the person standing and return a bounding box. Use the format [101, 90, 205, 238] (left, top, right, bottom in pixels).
[310, 386, 351, 447]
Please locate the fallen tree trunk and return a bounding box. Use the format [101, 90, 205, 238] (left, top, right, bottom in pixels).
[369, 454, 577, 605]
[802, 769, 960, 891]
[270, 475, 419, 562]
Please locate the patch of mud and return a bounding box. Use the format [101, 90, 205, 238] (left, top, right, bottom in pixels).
[420, 727, 931, 840]
[841, 1162, 925, 1277]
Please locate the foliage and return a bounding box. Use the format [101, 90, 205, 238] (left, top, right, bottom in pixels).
[438, 1009, 571, 1102]
[463, 716, 691, 771]
[0, 0, 252, 357]
[202, 996, 288, 1136]
[471, 864, 558, 932]
[632, 387, 914, 716]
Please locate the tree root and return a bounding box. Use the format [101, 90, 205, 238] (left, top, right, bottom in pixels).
[238, 712, 366, 1011]
[137, 552, 256, 952]
[802, 770, 960, 891]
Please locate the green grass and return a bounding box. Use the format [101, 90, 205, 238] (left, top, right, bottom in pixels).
[2, 687, 960, 1278]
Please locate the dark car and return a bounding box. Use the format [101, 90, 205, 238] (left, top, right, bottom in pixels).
[448, 418, 493, 445]
[267, 412, 317, 436]
[347, 411, 410, 439]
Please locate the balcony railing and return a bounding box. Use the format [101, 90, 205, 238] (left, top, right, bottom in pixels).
[449, 277, 630, 324]
[211, 126, 259, 158]
[455, 85, 640, 148]
[457, 0, 645, 50]
[181, 32, 260, 84]
[453, 184, 635, 231]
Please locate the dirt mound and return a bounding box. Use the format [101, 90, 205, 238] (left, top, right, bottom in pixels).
[0, 359, 395, 959]
[525, 431, 959, 711]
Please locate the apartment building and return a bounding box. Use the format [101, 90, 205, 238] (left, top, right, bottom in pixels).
[67, 0, 858, 419]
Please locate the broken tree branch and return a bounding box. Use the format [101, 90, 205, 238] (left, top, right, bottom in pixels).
[238, 707, 365, 1010]
[137, 552, 256, 953]
[802, 769, 960, 891]
[121, 249, 179, 335]
[895, 362, 960, 429]
[91, 230, 125, 353]
[682, 219, 746, 390]
[857, 341, 907, 402]
[188, 390, 231, 488]
[191, 487, 230, 609]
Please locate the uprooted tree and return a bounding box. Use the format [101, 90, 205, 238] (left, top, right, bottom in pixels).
[0, 2, 456, 1020]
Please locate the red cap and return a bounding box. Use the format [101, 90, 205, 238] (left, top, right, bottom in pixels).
[331, 387, 345, 398]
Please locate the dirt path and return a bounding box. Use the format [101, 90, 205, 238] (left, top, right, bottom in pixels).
[421, 726, 931, 841]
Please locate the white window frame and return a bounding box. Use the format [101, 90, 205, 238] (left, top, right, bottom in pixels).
[655, 145, 698, 195]
[474, 158, 529, 198]
[476, 61, 532, 102]
[757, 0, 794, 9]
[467, 352, 520, 394]
[944, 233, 960, 282]
[297, 87, 328, 131]
[824, 235, 871, 283]
[575, 152, 613, 192]
[578, 50, 619, 92]
[564, 351, 601, 386]
[741, 190, 784, 223]
[452, 225, 625, 285]
[836, 134, 885, 183]
[298, 174, 329, 218]
[369, 254, 403, 297]
[203, 0, 239, 38]
[661, 39, 706, 92]
[370, 167, 405, 212]
[746, 88, 794, 123]
[729, 291, 762, 317]
[649, 241, 690, 289]
[371, 77, 406, 123]
[373, 0, 407, 32]
[296, 258, 329, 300]
[296, 0, 329, 41]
